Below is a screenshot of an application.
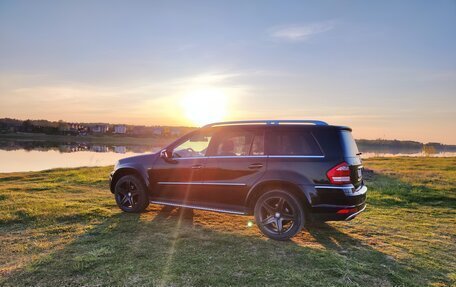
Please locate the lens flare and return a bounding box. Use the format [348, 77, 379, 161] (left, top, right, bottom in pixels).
[181, 88, 227, 126]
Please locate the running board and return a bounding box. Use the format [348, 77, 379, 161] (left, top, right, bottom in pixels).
[149, 200, 247, 215]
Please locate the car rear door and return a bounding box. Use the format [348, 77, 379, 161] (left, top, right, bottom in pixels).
[195, 126, 267, 209]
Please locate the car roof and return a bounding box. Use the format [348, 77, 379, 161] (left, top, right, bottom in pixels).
[202, 120, 351, 131]
[203, 120, 328, 127]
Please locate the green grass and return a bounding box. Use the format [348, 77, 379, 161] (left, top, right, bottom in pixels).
[0, 157, 455, 286]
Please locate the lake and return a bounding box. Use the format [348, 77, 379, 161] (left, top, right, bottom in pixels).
[0, 140, 454, 172]
[0, 141, 161, 172]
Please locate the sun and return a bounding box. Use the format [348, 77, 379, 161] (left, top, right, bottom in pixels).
[180, 88, 228, 126]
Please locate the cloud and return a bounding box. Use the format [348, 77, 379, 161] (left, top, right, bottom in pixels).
[270, 21, 335, 42]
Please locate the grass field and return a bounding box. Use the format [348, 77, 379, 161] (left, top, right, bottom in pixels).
[0, 157, 455, 286]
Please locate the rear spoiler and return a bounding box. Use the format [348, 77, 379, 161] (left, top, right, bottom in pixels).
[335, 126, 352, 132]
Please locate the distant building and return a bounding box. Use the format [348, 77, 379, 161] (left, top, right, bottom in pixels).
[91, 145, 109, 152]
[114, 146, 127, 153]
[70, 123, 84, 131]
[91, 125, 109, 133]
[152, 127, 163, 136]
[113, 125, 127, 134]
[59, 123, 87, 135]
[170, 128, 181, 137]
[131, 126, 149, 136]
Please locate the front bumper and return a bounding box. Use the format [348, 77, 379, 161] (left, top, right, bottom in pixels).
[109, 171, 114, 193]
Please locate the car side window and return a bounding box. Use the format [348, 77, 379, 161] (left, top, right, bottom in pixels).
[251, 134, 265, 155]
[214, 132, 253, 156]
[172, 132, 212, 158]
[269, 130, 322, 156]
[210, 129, 265, 157]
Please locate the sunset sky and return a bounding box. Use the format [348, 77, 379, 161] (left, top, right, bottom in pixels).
[0, 1, 455, 144]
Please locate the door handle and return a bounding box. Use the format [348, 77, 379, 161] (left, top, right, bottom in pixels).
[192, 164, 203, 169]
[248, 163, 264, 169]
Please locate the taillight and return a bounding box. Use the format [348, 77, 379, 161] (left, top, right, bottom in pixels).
[337, 208, 357, 214]
[327, 162, 351, 185]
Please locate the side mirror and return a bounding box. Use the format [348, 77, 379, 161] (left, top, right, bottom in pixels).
[160, 149, 177, 163]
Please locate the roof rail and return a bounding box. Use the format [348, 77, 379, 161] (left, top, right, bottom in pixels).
[203, 120, 328, 128]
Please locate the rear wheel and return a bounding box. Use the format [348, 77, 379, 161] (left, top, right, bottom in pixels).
[114, 175, 149, 213]
[254, 189, 306, 240]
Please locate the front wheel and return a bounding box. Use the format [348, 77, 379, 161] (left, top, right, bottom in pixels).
[254, 189, 306, 240]
[114, 175, 149, 213]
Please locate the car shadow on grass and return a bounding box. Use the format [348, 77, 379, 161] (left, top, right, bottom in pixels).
[2, 204, 422, 287]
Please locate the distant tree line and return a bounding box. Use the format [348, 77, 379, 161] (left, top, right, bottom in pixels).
[356, 139, 456, 153]
[0, 118, 195, 137]
[1, 118, 455, 151]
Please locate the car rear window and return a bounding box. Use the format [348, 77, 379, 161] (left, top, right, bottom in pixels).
[268, 130, 323, 156]
[340, 130, 359, 156]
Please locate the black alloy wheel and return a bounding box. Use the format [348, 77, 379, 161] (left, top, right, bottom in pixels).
[114, 175, 149, 213]
[254, 189, 306, 240]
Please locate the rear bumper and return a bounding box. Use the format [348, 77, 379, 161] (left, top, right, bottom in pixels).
[308, 184, 367, 222]
[345, 204, 366, 221]
[311, 203, 366, 221]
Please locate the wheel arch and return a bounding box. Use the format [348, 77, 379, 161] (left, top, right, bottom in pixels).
[110, 167, 148, 193]
[245, 180, 311, 214]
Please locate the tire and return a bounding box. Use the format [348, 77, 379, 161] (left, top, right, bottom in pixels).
[254, 189, 306, 240]
[114, 174, 149, 213]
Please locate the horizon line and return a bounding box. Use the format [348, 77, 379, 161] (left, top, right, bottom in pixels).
[1, 116, 455, 146]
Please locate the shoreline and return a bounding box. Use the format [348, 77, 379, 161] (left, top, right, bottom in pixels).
[0, 132, 178, 146]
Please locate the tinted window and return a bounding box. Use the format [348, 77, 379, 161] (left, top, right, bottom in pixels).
[251, 134, 265, 155]
[211, 129, 264, 156]
[340, 130, 359, 156]
[269, 130, 322, 156]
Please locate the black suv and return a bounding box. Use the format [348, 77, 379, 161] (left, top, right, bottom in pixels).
[110, 120, 367, 240]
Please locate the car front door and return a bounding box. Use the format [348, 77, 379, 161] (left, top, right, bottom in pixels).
[197, 126, 267, 209]
[149, 129, 213, 204]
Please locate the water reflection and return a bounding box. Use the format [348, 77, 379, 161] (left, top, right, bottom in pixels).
[0, 140, 162, 173]
[358, 145, 456, 158]
[0, 139, 454, 173]
[361, 151, 456, 158]
[0, 140, 157, 154]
